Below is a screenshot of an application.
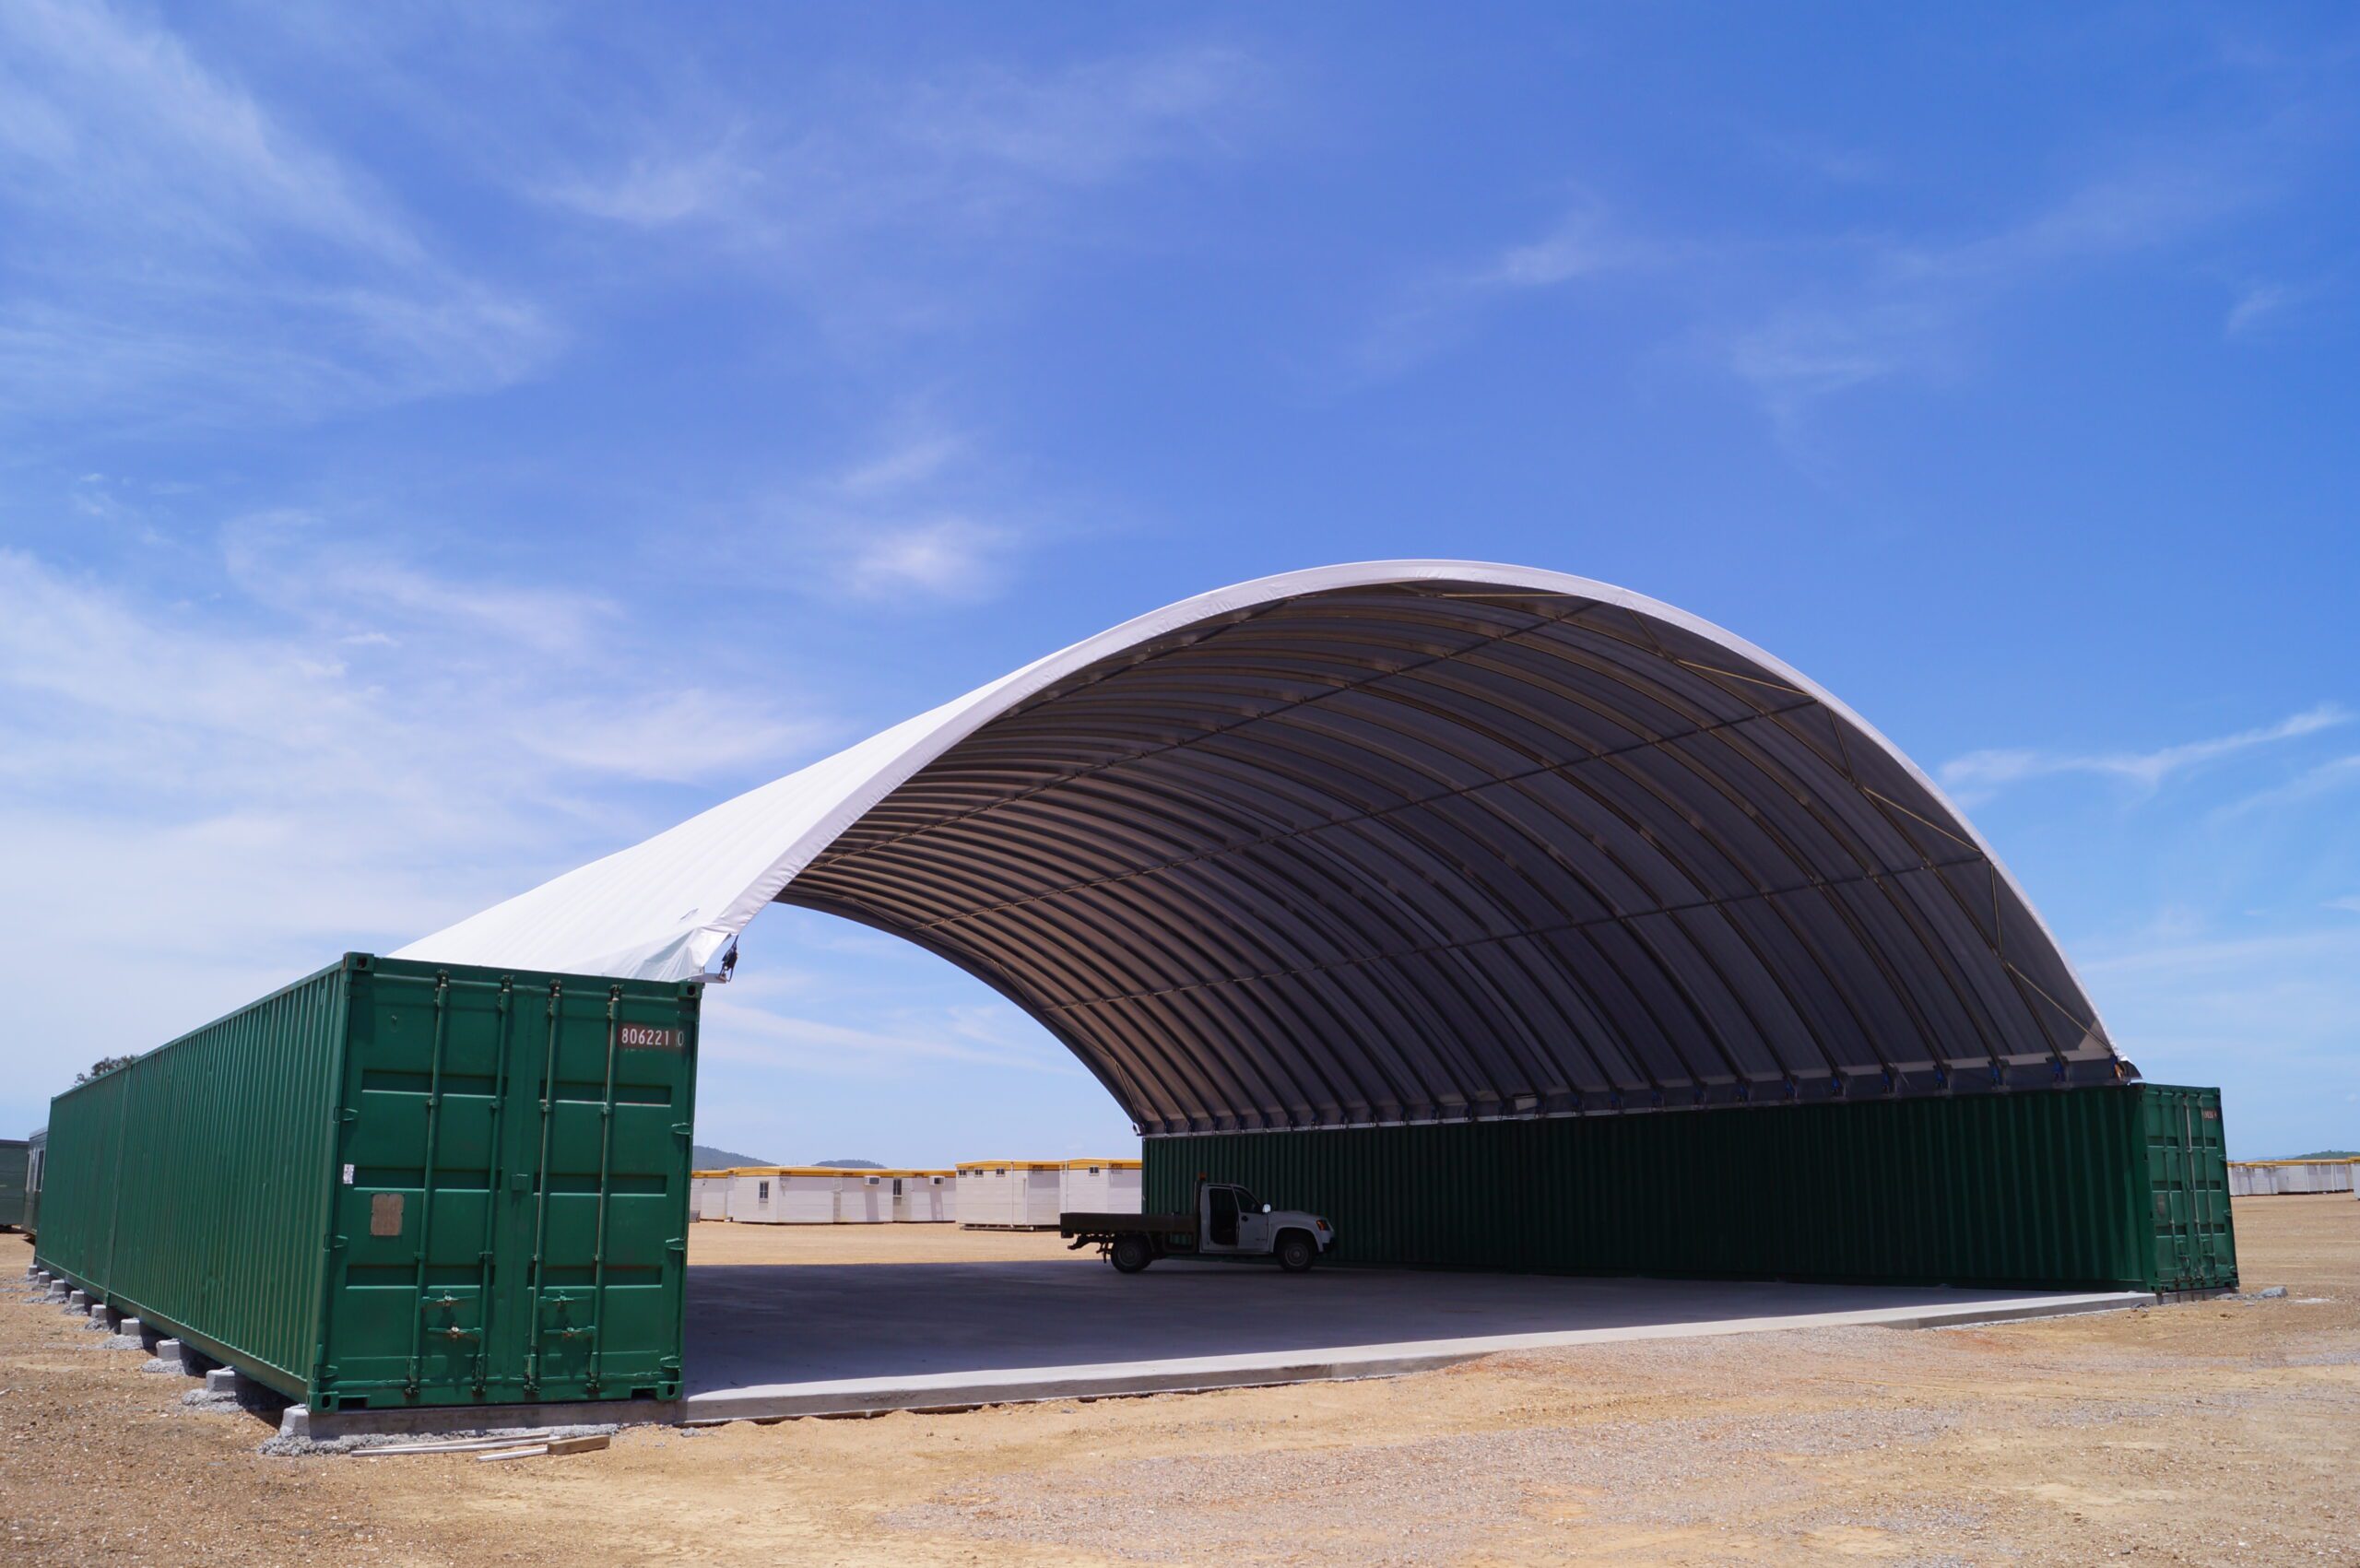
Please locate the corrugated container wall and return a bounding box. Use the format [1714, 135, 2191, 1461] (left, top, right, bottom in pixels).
[0, 1138, 27, 1231]
[33, 954, 702, 1412]
[1145, 1085, 2235, 1293]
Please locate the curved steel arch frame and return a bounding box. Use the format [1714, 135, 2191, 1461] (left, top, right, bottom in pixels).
[399, 562, 2130, 1138]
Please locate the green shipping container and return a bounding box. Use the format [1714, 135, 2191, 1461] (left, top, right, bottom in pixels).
[1146, 1083, 2236, 1293]
[0, 1138, 26, 1231]
[21, 1128, 43, 1238]
[34, 954, 702, 1412]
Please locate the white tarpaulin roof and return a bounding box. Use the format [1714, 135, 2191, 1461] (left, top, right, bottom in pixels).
[397, 560, 2124, 1135]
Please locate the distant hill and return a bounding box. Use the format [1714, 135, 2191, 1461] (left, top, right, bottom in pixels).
[691, 1144, 773, 1169]
[690, 1147, 889, 1169]
[2285, 1149, 2360, 1161]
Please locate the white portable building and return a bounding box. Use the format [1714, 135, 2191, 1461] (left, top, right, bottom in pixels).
[894, 1171, 955, 1222]
[2229, 1160, 2357, 1197]
[1059, 1159, 1142, 1214]
[690, 1170, 732, 1220]
[955, 1162, 1014, 1227]
[1020, 1163, 1066, 1226]
[729, 1167, 849, 1223]
[957, 1161, 1064, 1228]
[835, 1172, 891, 1223]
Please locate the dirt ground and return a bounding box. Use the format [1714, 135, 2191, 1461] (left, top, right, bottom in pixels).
[3, 1199, 2354, 1567]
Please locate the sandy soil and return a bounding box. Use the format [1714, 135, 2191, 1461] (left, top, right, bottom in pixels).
[3, 1198, 2354, 1566]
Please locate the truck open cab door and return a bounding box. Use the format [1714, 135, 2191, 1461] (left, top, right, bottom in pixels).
[1206, 1183, 1241, 1249]
[1203, 1183, 1271, 1255]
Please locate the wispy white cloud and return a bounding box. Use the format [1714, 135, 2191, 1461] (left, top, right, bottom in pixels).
[700, 972, 1080, 1080]
[837, 516, 1021, 602]
[1938, 703, 2350, 805]
[220, 512, 620, 657]
[2328, 894, 2360, 915]
[0, 0, 412, 259]
[516, 690, 829, 785]
[1476, 203, 1640, 290]
[735, 424, 1040, 604]
[538, 44, 1260, 250]
[2218, 751, 2360, 819]
[2224, 282, 2295, 336]
[0, 535, 853, 1122]
[2075, 918, 2360, 1155]
[0, 0, 553, 428]
[1724, 159, 2269, 421]
[0, 542, 828, 944]
[701, 1002, 1081, 1080]
[1382, 127, 2307, 423]
[1357, 198, 1658, 375]
[539, 128, 761, 228]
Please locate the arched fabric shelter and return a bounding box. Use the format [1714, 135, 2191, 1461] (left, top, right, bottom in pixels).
[399, 560, 2127, 1138]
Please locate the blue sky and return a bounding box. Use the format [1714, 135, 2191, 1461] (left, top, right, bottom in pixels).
[1, 3, 2354, 1161]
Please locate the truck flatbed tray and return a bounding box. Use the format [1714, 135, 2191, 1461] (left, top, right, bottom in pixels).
[1059, 1211, 1194, 1237]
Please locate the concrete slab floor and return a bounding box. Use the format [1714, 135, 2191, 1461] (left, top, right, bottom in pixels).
[682, 1257, 2148, 1397]
[278, 1260, 2155, 1440]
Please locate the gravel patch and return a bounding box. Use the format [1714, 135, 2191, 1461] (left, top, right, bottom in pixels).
[261, 1421, 621, 1458]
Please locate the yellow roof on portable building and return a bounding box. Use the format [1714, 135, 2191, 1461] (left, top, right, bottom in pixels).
[955, 1160, 1066, 1171]
[728, 1166, 873, 1178]
[2230, 1157, 2360, 1167]
[1062, 1158, 1143, 1170]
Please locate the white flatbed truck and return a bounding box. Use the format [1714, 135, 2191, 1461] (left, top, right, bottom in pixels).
[1061, 1179, 1336, 1273]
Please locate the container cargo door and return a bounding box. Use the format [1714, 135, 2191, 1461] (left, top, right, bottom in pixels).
[323, 960, 698, 1410]
[502, 977, 698, 1405]
[2141, 1085, 2237, 1292]
[328, 966, 527, 1407]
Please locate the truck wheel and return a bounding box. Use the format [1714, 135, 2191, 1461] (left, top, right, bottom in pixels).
[1277, 1232, 1316, 1273]
[1110, 1235, 1154, 1273]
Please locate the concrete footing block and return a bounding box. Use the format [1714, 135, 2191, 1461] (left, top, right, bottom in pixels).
[65, 1289, 89, 1311]
[146, 1338, 217, 1376]
[98, 1315, 148, 1351]
[204, 1367, 243, 1395]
